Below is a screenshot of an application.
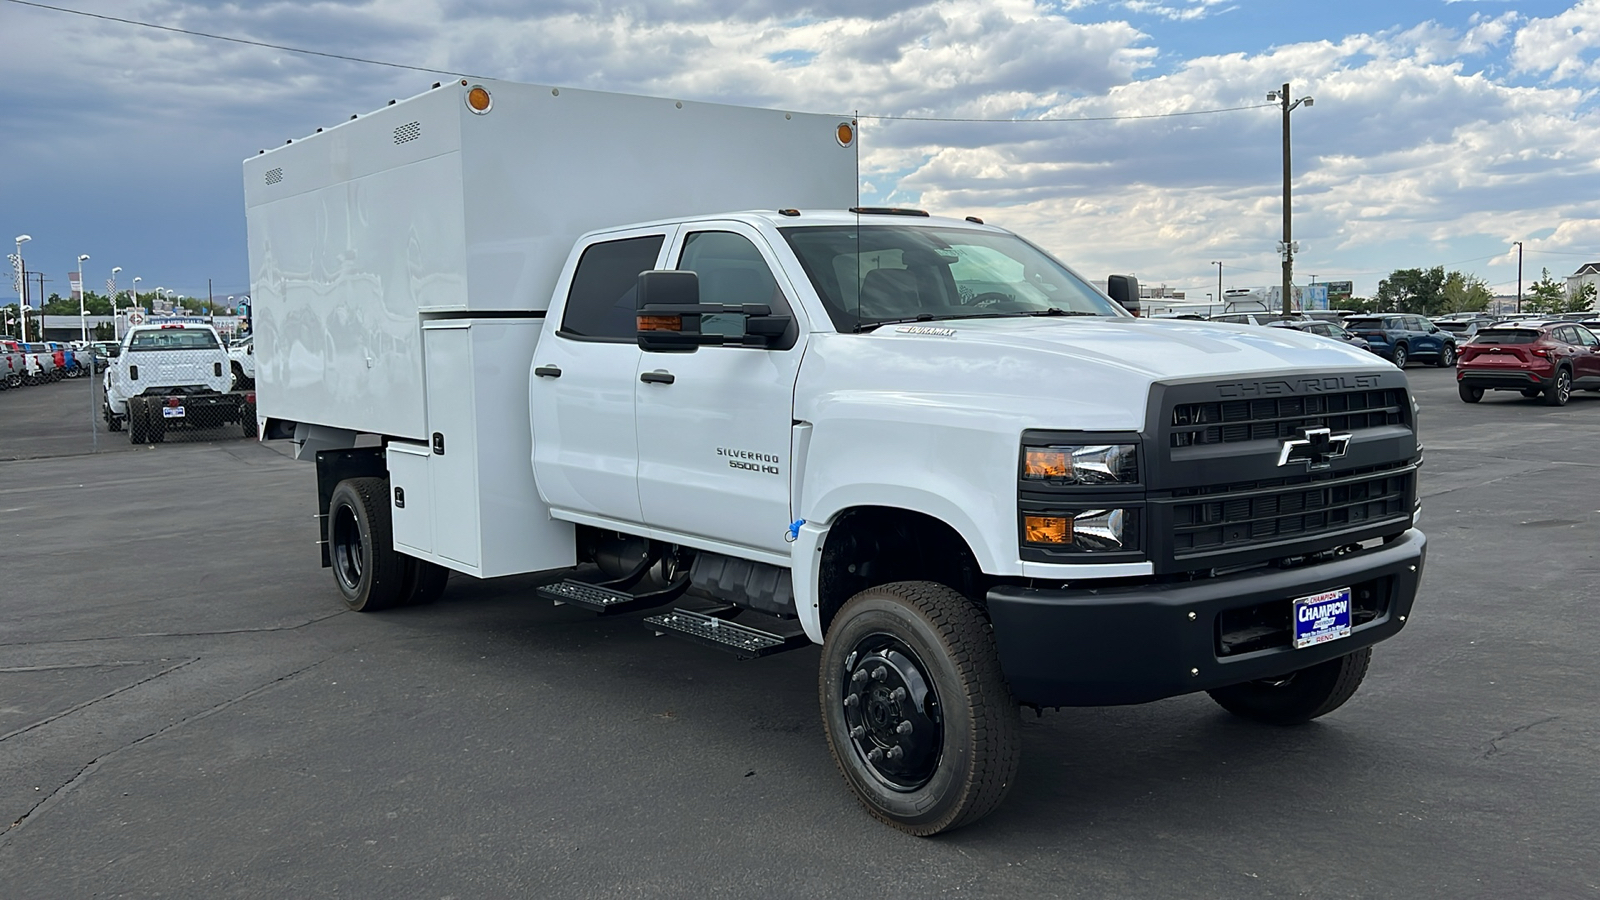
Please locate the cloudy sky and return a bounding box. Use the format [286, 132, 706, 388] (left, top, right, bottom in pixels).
[3, 0, 1599, 306]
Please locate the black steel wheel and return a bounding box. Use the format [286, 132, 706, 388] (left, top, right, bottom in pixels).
[820, 581, 1020, 836]
[1459, 384, 1483, 403]
[1436, 344, 1456, 367]
[1391, 344, 1408, 368]
[1544, 369, 1572, 406]
[328, 477, 406, 612]
[1207, 647, 1372, 726]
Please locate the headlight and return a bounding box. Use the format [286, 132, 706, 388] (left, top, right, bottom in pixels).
[1022, 509, 1140, 552]
[1021, 444, 1138, 485]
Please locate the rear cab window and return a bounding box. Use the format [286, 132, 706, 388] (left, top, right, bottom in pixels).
[127, 329, 220, 351]
[559, 235, 666, 341]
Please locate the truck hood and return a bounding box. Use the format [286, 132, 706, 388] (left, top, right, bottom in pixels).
[796, 316, 1396, 434]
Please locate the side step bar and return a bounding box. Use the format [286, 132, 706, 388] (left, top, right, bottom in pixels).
[643, 608, 810, 659]
[536, 578, 686, 615]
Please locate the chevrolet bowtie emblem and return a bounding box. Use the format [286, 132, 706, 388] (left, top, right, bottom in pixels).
[1278, 427, 1351, 470]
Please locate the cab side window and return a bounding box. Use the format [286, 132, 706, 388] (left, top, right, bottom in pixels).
[560, 235, 665, 341]
[1575, 325, 1600, 347]
[676, 231, 797, 349]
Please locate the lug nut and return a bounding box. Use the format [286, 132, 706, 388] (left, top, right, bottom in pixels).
[850, 725, 866, 739]
[852, 669, 868, 685]
[896, 721, 913, 735]
[867, 748, 884, 762]
[886, 746, 904, 760]
[844, 693, 858, 708]
[890, 687, 907, 701]
[871, 666, 888, 681]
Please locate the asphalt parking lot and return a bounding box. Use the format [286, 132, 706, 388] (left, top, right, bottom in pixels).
[2, 364, 1598, 898]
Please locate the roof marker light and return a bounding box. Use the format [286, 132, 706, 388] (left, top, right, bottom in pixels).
[466, 85, 492, 114]
[836, 122, 855, 147]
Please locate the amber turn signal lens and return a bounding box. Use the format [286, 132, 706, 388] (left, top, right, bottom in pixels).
[466, 86, 492, 112]
[1024, 515, 1072, 544]
[637, 315, 682, 332]
[1024, 448, 1071, 479]
[836, 122, 854, 147]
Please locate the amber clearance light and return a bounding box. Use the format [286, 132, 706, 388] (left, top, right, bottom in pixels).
[1024, 515, 1072, 544]
[836, 121, 855, 147]
[465, 85, 492, 114]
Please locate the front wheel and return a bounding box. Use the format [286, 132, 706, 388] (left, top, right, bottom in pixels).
[328, 477, 407, 612]
[1391, 344, 1408, 368]
[820, 581, 1020, 836]
[1207, 647, 1372, 725]
[1545, 369, 1572, 406]
[1459, 384, 1483, 403]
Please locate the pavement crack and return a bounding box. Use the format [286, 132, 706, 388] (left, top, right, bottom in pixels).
[0, 658, 328, 841]
[0, 610, 347, 648]
[1479, 715, 1560, 759]
[0, 658, 199, 744]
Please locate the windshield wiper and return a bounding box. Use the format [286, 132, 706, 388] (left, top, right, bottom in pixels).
[1023, 308, 1103, 317]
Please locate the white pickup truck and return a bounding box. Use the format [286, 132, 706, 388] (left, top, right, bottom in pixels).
[103, 323, 256, 442]
[246, 79, 1426, 835]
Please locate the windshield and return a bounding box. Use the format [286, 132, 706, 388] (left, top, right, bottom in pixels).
[127, 329, 219, 351]
[779, 225, 1125, 332]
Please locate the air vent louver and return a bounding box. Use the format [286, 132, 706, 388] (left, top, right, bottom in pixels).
[393, 121, 421, 144]
[264, 168, 283, 185]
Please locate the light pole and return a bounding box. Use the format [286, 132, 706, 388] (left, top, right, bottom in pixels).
[1210, 261, 1223, 309]
[1268, 83, 1314, 316]
[1514, 241, 1524, 314]
[108, 266, 122, 339]
[77, 253, 91, 341]
[12, 234, 30, 342]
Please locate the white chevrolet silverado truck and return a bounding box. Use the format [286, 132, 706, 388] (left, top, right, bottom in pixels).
[103, 323, 256, 442]
[246, 79, 1426, 835]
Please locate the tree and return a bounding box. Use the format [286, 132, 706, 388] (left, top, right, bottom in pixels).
[1375, 267, 1446, 315]
[1570, 281, 1597, 314]
[1523, 268, 1568, 314]
[1440, 271, 1493, 314]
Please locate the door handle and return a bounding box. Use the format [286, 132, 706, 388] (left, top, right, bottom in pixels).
[534, 365, 562, 378]
[640, 371, 675, 385]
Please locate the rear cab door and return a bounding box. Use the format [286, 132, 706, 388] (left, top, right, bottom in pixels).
[1573, 325, 1600, 385]
[530, 227, 673, 527]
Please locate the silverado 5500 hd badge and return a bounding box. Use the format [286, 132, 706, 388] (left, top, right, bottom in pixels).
[717, 447, 781, 475]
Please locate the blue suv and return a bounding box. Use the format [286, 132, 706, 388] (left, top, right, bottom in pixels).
[1343, 314, 1457, 368]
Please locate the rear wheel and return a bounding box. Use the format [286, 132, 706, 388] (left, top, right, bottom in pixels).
[820, 581, 1021, 836]
[399, 557, 450, 606]
[1435, 344, 1456, 367]
[1458, 384, 1483, 403]
[241, 402, 258, 438]
[1545, 369, 1572, 406]
[128, 398, 148, 443]
[1391, 344, 1408, 368]
[328, 477, 407, 612]
[1207, 647, 1372, 725]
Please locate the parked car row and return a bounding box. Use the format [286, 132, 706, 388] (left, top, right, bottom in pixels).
[0, 338, 109, 389]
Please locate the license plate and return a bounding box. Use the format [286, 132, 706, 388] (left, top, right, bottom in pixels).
[161, 406, 186, 419]
[1292, 587, 1352, 649]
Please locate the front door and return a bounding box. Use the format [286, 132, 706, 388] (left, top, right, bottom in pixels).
[530, 229, 669, 526]
[634, 224, 805, 556]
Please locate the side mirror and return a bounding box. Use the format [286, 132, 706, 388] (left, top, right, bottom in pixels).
[1106, 274, 1141, 316]
[108, 345, 121, 357]
[635, 269, 792, 352]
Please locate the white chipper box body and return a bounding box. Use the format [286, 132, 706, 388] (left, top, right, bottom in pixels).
[244, 79, 857, 576]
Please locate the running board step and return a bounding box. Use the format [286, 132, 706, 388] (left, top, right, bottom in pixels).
[643, 608, 810, 659]
[536, 579, 682, 615]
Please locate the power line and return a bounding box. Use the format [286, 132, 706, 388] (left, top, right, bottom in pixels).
[9, 0, 1274, 125]
[859, 103, 1277, 123]
[3, 0, 474, 78]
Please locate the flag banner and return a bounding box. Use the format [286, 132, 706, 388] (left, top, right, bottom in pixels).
[70, 271, 82, 301]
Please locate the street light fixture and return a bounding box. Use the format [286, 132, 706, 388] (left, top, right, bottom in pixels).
[108, 266, 122, 337]
[12, 234, 30, 342]
[1268, 83, 1313, 316]
[77, 253, 91, 341]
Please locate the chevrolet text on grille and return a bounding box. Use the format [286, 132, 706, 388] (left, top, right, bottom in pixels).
[1216, 375, 1383, 397]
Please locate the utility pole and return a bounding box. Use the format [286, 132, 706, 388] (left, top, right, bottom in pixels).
[1211, 261, 1223, 309]
[1514, 241, 1524, 314]
[1270, 83, 1313, 316]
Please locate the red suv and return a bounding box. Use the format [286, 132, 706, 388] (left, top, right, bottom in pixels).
[1456, 321, 1600, 406]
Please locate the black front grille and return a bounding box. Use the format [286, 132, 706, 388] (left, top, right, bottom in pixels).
[1170, 389, 1406, 447]
[1171, 464, 1412, 556]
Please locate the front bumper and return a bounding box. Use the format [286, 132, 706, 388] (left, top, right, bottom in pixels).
[986, 529, 1426, 707]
